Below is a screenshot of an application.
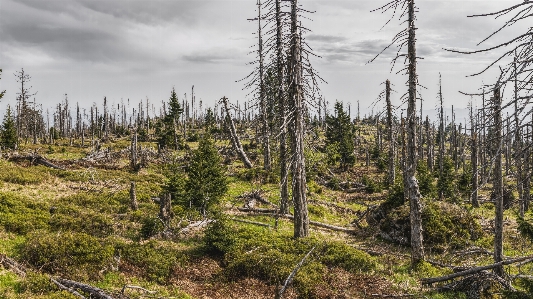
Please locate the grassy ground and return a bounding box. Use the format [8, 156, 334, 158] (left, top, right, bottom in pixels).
[0, 132, 532, 299]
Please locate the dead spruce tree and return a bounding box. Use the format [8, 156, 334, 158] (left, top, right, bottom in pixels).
[370, 0, 425, 265]
[221, 96, 253, 169]
[288, 0, 308, 238]
[241, 0, 272, 171]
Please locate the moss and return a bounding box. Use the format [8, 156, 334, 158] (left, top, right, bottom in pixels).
[20, 231, 114, 278]
[204, 220, 375, 298]
[119, 241, 187, 284]
[0, 192, 49, 235]
[380, 201, 483, 252]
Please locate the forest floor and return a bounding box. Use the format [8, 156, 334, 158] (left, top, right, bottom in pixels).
[0, 131, 532, 299]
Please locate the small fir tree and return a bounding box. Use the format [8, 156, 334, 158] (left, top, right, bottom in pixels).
[185, 135, 228, 215]
[1, 105, 17, 149]
[325, 101, 355, 171]
[158, 87, 183, 149]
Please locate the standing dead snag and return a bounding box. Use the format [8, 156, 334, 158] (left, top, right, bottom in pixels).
[470, 102, 479, 208]
[220, 96, 253, 169]
[275, 0, 289, 215]
[492, 87, 504, 277]
[370, 0, 425, 265]
[385, 80, 395, 186]
[159, 193, 173, 229]
[130, 181, 138, 211]
[288, 0, 309, 238]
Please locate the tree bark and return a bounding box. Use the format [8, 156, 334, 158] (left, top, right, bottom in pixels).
[221, 96, 253, 169]
[407, 0, 424, 265]
[386, 79, 395, 186]
[276, 0, 289, 215]
[492, 87, 504, 277]
[289, 0, 309, 238]
[470, 103, 479, 207]
[258, 0, 272, 172]
[130, 181, 138, 211]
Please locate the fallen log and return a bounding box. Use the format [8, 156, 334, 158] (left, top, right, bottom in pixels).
[55, 278, 114, 299]
[221, 96, 253, 168]
[50, 278, 87, 299]
[8, 154, 65, 170]
[276, 246, 316, 299]
[421, 255, 533, 285]
[0, 254, 26, 277]
[237, 207, 279, 213]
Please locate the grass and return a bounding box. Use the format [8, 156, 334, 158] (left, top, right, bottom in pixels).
[1, 130, 533, 298]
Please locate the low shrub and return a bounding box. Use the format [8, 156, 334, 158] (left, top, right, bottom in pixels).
[0, 192, 49, 234]
[20, 231, 113, 278]
[119, 241, 186, 284]
[379, 201, 483, 252]
[204, 220, 375, 298]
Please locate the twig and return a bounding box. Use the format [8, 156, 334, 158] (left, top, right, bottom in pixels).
[275, 246, 316, 299]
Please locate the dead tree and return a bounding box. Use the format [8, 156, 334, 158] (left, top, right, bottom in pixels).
[159, 193, 173, 228]
[130, 181, 138, 211]
[492, 87, 504, 277]
[470, 102, 479, 207]
[221, 97, 253, 168]
[386, 80, 395, 186]
[288, 0, 309, 238]
[438, 74, 445, 200]
[370, 0, 425, 265]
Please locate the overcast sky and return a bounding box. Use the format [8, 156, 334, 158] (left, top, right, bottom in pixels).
[0, 0, 527, 121]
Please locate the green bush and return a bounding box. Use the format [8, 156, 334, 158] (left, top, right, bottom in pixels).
[18, 271, 57, 295]
[20, 231, 113, 277]
[0, 192, 49, 234]
[119, 241, 186, 284]
[204, 220, 375, 298]
[48, 207, 114, 238]
[379, 201, 483, 252]
[0, 164, 49, 185]
[140, 217, 164, 239]
[362, 175, 383, 194]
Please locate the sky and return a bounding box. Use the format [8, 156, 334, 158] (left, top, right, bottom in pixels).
[0, 0, 528, 122]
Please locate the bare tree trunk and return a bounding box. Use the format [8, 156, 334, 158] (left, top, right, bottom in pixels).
[470, 104, 479, 207]
[386, 80, 395, 186]
[514, 56, 525, 217]
[276, 0, 289, 215]
[492, 87, 504, 277]
[438, 73, 445, 200]
[289, 0, 309, 238]
[407, 0, 424, 265]
[258, 0, 272, 171]
[159, 193, 173, 228]
[221, 97, 253, 168]
[131, 130, 138, 170]
[130, 181, 138, 211]
[426, 117, 434, 171]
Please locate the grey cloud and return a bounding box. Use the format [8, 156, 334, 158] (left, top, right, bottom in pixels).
[306, 34, 347, 43]
[16, 0, 207, 26]
[183, 51, 238, 64]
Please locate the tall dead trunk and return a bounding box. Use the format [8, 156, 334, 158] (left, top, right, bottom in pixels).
[406, 0, 424, 265]
[277, 0, 289, 215]
[159, 193, 173, 228]
[221, 97, 253, 168]
[131, 130, 138, 170]
[438, 73, 445, 200]
[130, 181, 138, 211]
[514, 56, 525, 217]
[470, 104, 479, 207]
[426, 117, 434, 171]
[492, 87, 504, 277]
[289, 0, 309, 238]
[386, 80, 395, 186]
[258, 0, 272, 171]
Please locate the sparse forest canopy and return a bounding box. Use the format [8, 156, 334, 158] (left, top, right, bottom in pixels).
[2, 1, 533, 299]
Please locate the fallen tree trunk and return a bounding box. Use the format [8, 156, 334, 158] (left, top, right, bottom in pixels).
[422, 255, 533, 285]
[0, 254, 26, 277]
[55, 278, 114, 299]
[221, 96, 253, 168]
[50, 278, 87, 299]
[238, 207, 279, 213]
[8, 154, 65, 170]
